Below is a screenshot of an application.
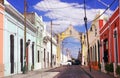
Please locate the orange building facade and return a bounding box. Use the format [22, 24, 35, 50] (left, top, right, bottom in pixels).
[99, 7, 120, 74]
[0, 3, 4, 77]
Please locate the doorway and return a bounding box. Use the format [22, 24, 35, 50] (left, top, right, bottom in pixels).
[10, 35, 14, 74]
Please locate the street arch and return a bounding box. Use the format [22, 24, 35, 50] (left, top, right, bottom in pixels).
[56, 25, 82, 64]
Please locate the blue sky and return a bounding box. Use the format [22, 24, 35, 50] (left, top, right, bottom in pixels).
[7, 0, 119, 58]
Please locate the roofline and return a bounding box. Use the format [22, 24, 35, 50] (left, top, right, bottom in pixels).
[5, 3, 37, 32]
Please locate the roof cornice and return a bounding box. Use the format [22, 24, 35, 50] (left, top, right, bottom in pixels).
[5, 4, 37, 32]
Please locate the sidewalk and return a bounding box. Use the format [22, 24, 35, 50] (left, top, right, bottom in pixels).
[3, 67, 59, 78]
[81, 66, 115, 78]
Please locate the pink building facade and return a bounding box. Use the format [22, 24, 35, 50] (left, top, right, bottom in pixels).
[99, 7, 120, 75]
[0, 3, 4, 77]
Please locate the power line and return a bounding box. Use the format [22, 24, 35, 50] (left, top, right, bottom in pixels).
[91, 0, 118, 22]
[35, 5, 77, 10]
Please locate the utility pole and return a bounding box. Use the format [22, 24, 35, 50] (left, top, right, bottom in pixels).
[50, 20, 60, 67]
[62, 42, 64, 62]
[84, 0, 91, 72]
[50, 20, 53, 67]
[23, 0, 27, 74]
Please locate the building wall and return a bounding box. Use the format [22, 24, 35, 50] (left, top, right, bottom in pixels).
[81, 33, 88, 66]
[44, 32, 57, 68]
[0, 3, 4, 77]
[3, 3, 36, 76]
[88, 14, 101, 70]
[26, 13, 46, 70]
[100, 7, 120, 74]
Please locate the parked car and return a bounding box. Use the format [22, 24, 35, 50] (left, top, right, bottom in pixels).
[60, 61, 72, 66]
[72, 59, 81, 65]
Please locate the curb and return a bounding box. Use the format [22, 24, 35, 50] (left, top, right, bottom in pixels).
[4, 67, 57, 78]
[80, 67, 94, 78]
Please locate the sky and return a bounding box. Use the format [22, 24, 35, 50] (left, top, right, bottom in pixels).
[7, 0, 119, 59]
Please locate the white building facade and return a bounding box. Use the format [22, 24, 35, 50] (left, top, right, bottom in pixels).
[3, 2, 37, 76]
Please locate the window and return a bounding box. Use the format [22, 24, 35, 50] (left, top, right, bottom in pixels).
[103, 39, 108, 63]
[32, 42, 34, 65]
[44, 49, 46, 62]
[95, 44, 97, 62]
[47, 52, 49, 66]
[38, 50, 39, 62]
[20, 39, 23, 71]
[10, 35, 14, 73]
[114, 30, 118, 64]
[97, 40, 100, 63]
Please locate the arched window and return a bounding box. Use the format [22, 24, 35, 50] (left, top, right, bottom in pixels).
[10, 34, 14, 73]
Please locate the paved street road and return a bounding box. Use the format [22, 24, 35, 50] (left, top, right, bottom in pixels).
[49, 65, 91, 78]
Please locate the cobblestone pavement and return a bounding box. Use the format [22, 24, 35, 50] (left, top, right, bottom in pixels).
[53, 65, 90, 78]
[3, 67, 59, 78]
[2, 65, 117, 78]
[81, 66, 115, 78]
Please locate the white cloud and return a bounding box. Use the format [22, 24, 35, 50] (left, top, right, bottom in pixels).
[34, 0, 113, 33]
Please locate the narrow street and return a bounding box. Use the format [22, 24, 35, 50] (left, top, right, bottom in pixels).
[0, 0, 119, 78]
[3, 65, 91, 78]
[4, 65, 115, 78]
[53, 65, 90, 78]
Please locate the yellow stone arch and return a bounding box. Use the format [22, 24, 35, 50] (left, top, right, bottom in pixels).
[56, 25, 82, 65]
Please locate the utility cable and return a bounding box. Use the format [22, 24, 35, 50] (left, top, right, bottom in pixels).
[92, 0, 118, 22]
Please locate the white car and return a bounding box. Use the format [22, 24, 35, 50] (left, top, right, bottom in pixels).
[60, 62, 72, 66]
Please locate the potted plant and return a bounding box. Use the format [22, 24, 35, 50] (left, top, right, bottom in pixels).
[116, 65, 120, 77]
[31, 65, 34, 71]
[98, 62, 101, 71]
[105, 63, 113, 74]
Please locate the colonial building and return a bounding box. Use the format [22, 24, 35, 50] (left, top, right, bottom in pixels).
[88, 13, 102, 70]
[43, 32, 57, 68]
[0, 2, 5, 77]
[4, 2, 37, 76]
[81, 33, 88, 66]
[81, 11, 106, 68]
[99, 7, 120, 76]
[0, 0, 58, 77]
[26, 12, 46, 70]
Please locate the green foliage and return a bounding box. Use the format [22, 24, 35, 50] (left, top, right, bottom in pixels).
[116, 65, 120, 75]
[105, 63, 109, 72]
[31, 65, 34, 71]
[105, 63, 113, 72]
[98, 63, 101, 69]
[109, 63, 113, 72]
[22, 65, 27, 74]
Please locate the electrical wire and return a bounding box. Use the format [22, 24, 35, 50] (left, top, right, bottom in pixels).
[91, 0, 118, 22]
[35, 5, 76, 10]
